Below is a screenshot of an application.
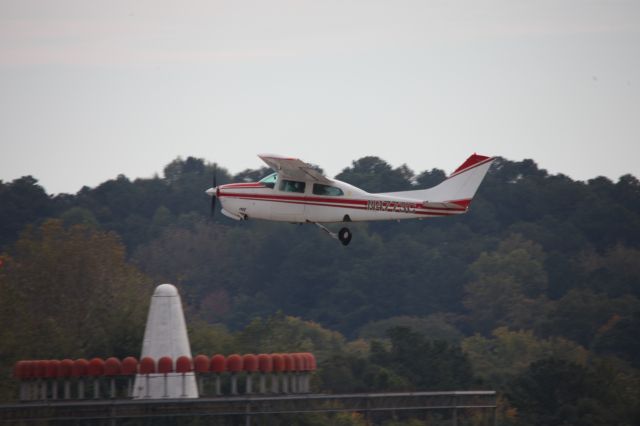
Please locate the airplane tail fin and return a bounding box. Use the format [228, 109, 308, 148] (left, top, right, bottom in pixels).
[380, 154, 494, 208]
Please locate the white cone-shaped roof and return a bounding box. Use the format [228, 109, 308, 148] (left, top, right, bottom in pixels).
[133, 284, 198, 399]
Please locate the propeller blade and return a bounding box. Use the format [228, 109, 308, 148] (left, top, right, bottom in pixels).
[210, 163, 218, 218]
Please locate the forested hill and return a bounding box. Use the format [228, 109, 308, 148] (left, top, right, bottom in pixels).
[1, 156, 639, 423]
[1, 155, 639, 336]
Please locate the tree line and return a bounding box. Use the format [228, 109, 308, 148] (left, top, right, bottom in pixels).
[0, 155, 639, 425]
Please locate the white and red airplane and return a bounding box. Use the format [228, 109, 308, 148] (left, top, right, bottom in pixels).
[206, 154, 494, 245]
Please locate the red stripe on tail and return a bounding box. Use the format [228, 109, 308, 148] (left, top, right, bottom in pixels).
[451, 154, 491, 177]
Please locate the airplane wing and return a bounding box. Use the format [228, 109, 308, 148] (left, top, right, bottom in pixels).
[258, 154, 332, 183]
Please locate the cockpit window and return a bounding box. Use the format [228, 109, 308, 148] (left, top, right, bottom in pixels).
[279, 179, 306, 193]
[313, 183, 344, 196]
[259, 172, 278, 184]
[259, 172, 278, 188]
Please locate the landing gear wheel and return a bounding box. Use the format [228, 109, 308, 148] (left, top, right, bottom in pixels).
[338, 227, 352, 246]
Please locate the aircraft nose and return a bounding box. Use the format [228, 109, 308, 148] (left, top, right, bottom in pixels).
[205, 187, 216, 197]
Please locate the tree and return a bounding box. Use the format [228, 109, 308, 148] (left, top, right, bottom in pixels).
[358, 314, 464, 344]
[336, 157, 414, 193]
[580, 244, 640, 297]
[0, 176, 53, 249]
[370, 327, 474, 390]
[463, 235, 549, 333]
[0, 220, 152, 400]
[462, 327, 588, 388]
[539, 289, 640, 347]
[507, 358, 614, 426]
[232, 167, 273, 183]
[235, 313, 346, 360]
[592, 311, 640, 368]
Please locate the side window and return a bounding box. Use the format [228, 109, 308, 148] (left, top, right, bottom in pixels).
[313, 184, 344, 196]
[279, 179, 306, 193]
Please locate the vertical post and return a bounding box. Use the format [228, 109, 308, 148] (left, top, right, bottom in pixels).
[246, 373, 253, 394]
[78, 379, 85, 399]
[303, 373, 310, 393]
[231, 373, 238, 395]
[110, 378, 116, 398]
[215, 374, 221, 396]
[19, 382, 27, 401]
[144, 375, 150, 398]
[163, 374, 169, 398]
[198, 376, 204, 396]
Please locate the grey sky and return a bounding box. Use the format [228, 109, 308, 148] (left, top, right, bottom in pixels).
[1, 0, 638, 194]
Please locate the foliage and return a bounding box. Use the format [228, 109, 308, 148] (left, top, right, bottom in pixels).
[370, 327, 474, 390]
[539, 289, 640, 347]
[463, 235, 549, 333]
[462, 327, 588, 387]
[0, 219, 152, 400]
[506, 358, 634, 426]
[0, 176, 52, 249]
[358, 314, 464, 344]
[234, 313, 346, 360]
[1, 155, 640, 424]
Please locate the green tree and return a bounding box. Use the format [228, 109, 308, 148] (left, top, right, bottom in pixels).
[336, 157, 414, 193]
[592, 311, 640, 368]
[462, 327, 588, 387]
[0, 220, 152, 400]
[539, 289, 640, 347]
[59, 206, 100, 228]
[0, 176, 53, 249]
[371, 327, 474, 390]
[463, 235, 549, 333]
[318, 353, 408, 393]
[580, 244, 640, 297]
[235, 313, 346, 360]
[507, 358, 614, 426]
[358, 314, 464, 344]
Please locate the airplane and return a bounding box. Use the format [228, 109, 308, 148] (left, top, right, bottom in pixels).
[206, 153, 495, 245]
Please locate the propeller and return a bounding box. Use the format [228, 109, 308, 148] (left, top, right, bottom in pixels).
[209, 163, 217, 217]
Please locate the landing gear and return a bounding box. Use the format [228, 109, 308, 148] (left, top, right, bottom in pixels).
[338, 227, 352, 246]
[310, 222, 352, 246]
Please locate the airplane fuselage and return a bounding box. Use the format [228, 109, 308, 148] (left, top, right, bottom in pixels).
[216, 174, 466, 223]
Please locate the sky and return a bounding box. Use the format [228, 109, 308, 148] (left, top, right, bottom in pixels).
[0, 0, 639, 194]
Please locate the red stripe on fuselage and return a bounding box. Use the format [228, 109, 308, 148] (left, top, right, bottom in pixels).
[218, 191, 463, 216]
[220, 183, 266, 189]
[219, 191, 368, 206]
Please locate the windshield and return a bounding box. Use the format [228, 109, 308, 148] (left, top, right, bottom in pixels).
[259, 172, 278, 185]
